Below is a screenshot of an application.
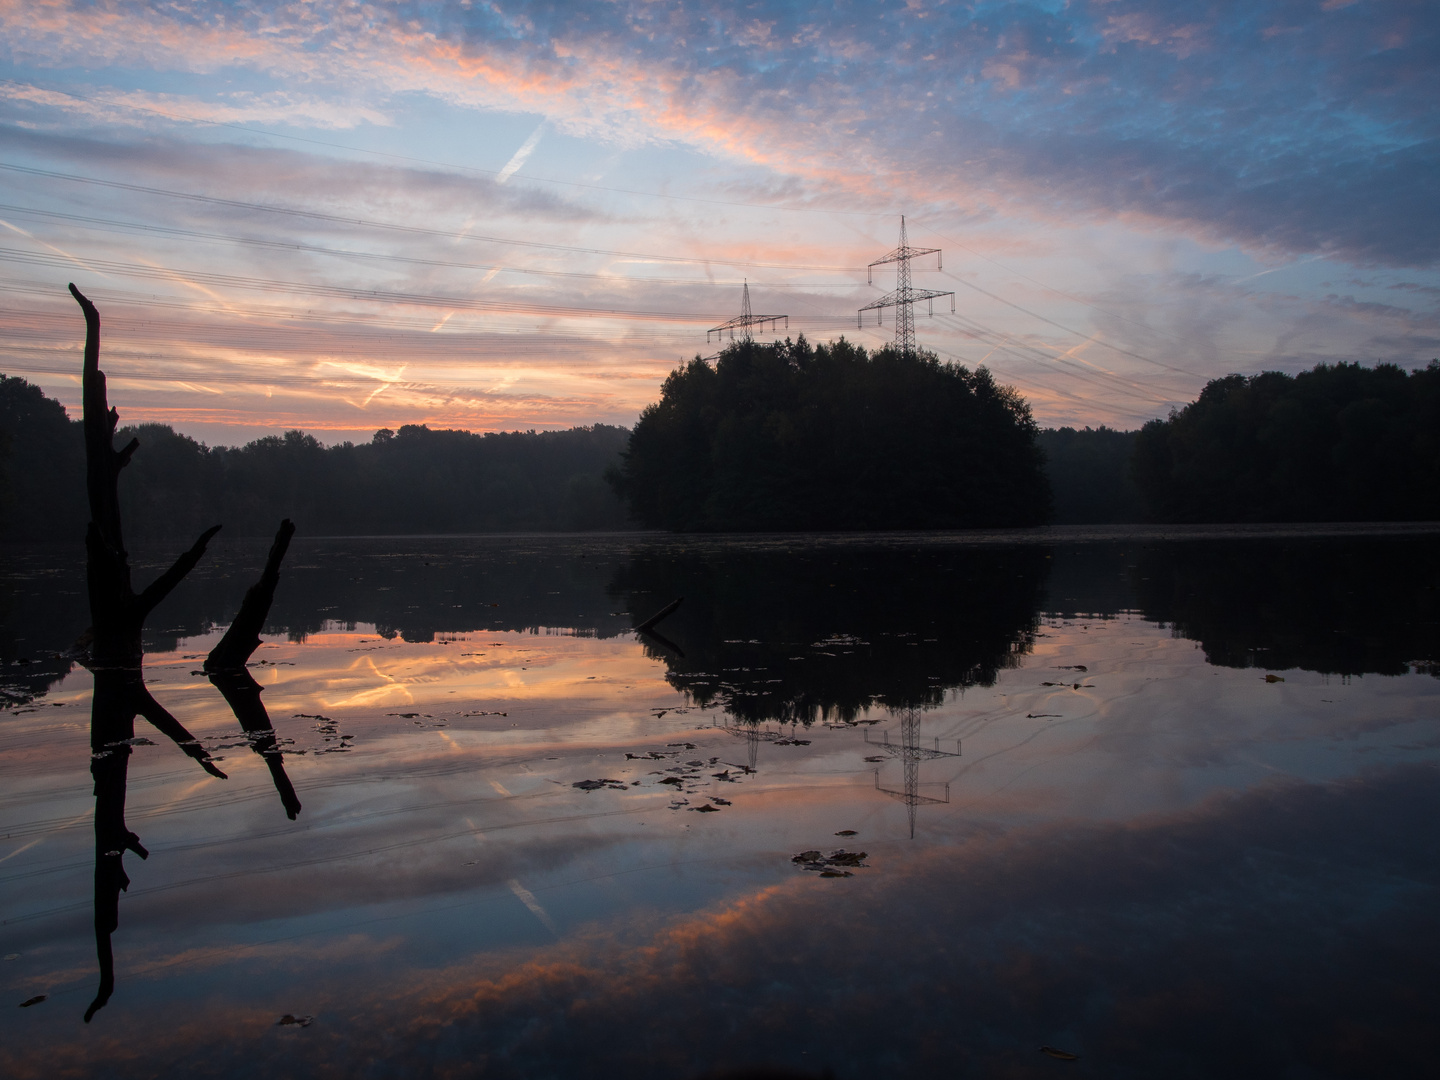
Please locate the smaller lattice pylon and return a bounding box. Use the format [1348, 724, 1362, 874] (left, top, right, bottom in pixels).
[708, 281, 788, 344]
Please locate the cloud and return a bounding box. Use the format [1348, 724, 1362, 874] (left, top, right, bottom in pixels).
[1, 1, 1436, 265]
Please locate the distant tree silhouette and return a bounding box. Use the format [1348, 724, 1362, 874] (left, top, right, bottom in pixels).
[1134, 361, 1440, 522]
[0, 373, 86, 539]
[1037, 426, 1143, 524]
[608, 337, 1050, 530]
[0, 375, 632, 539]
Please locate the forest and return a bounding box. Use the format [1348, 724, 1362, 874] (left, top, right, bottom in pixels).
[607, 337, 1051, 530]
[0, 374, 630, 539]
[1133, 361, 1440, 523]
[5, 357, 1438, 539]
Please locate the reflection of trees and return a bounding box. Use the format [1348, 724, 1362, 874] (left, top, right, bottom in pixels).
[611, 542, 1049, 724]
[1132, 537, 1440, 676]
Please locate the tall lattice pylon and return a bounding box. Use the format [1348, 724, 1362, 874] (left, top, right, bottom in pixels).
[858, 217, 955, 355]
[708, 280, 788, 344]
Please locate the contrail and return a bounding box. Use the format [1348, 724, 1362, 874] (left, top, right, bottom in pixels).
[507, 878, 559, 937]
[496, 122, 546, 184]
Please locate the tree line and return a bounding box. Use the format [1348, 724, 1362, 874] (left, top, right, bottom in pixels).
[1133, 361, 1440, 522]
[0, 374, 630, 540]
[5, 356, 1437, 538]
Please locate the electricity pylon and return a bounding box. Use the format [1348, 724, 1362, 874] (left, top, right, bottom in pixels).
[708, 281, 788, 344]
[865, 706, 961, 838]
[858, 217, 955, 355]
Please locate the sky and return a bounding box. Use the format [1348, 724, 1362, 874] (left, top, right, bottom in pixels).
[0, 0, 1436, 444]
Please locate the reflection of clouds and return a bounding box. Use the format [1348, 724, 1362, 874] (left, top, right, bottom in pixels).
[12, 764, 1437, 1077]
[306, 761, 1440, 1075]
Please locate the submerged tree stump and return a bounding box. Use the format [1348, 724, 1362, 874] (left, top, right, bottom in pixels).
[205, 519, 302, 819]
[72, 283, 227, 1021]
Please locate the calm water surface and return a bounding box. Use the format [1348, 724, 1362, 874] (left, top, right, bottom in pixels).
[2, 526, 1438, 1078]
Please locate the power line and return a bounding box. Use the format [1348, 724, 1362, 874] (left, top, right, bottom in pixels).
[929, 228, 1192, 347]
[0, 162, 868, 272]
[1, 77, 894, 220]
[940, 269, 1203, 378]
[0, 203, 864, 288]
[0, 246, 726, 322]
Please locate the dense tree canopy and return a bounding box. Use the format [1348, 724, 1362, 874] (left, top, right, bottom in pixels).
[0, 374, 87, 541]
[0, 376, 631, 540]
[608, 338, 1050, 531]
[1133, 361, 1440, 523]
[1037, 426, 1143, 525]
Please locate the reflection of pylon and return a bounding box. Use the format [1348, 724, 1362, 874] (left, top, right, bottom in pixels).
[708, 281, 788, 344]
[866, 707, 960, 838]
[858, 217, 955, 356]
[715, 717, 783, 773]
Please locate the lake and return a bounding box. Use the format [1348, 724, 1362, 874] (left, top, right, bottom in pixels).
[3, 525, 1438, 1078]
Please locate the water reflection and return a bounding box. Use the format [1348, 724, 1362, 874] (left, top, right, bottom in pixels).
[2, 527, 1439, 1077]
[1131, 536, 1440, 675]
[610, 543, 1049, 723]
[865, 708, 962, 839]
[88, 522, 301, 1019]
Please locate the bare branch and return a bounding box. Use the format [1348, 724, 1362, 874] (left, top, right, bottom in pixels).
[206, 519, 295, 671]
[136, 524, 222, 618]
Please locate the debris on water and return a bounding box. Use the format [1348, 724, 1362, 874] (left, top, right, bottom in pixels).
[277, 1014, 314, 1027]
[18, 995, 46, 1007]
[774, 738, 810, 746]
[1056, 665, 1088, 672]
[835, 830, 857, 836]
[792, 849, 869, 874]
[658, 776, 684, 786]
[711, 770, 737, 782]
[689, 803, 721, 812]
[1027, 714, 1061, 719]
[572, 779, 624, 791]
[3, 954, 18, 961]
[710, 797, 732, 806]
[1039, 1045, 1079, 1061]
[668, 742, 697, 749]
[1264, 674, 1285, 683]
[864, 755, 887, 763]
